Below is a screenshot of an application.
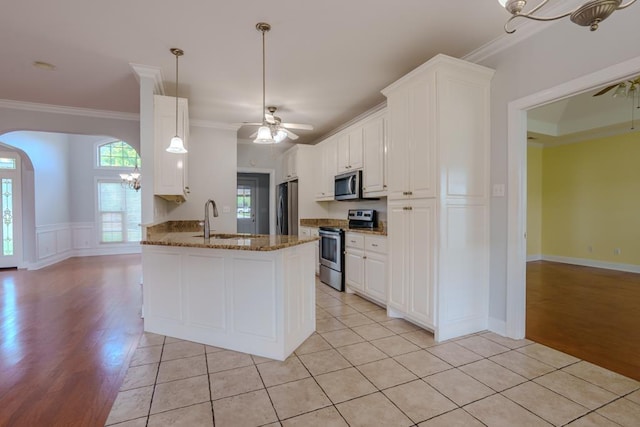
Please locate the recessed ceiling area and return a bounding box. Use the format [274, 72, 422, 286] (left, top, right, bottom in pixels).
[528, 77, 640, 145]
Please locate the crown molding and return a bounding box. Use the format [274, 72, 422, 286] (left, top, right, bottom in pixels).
[309, 101, 387, 145]
[464, 0, 586, 64]
[0, 99, 139, 121]
[190, 119, 241, 131]
[129, 63, 165, 95]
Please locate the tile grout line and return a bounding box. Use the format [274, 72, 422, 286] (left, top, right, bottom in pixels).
[203, 345, 215, 427]
[144, 335, 166, 427]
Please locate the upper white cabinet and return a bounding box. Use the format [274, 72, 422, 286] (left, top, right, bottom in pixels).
[154, 95, 189, 203]
[337, 127, 363, 173]
[362, 112, 387, 197]
[315, 137, 337, 201]
[281, 146, 298, 182]
[382, 54, 494, 341]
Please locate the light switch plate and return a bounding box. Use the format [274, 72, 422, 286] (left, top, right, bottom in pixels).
[492, 184, 505, 197]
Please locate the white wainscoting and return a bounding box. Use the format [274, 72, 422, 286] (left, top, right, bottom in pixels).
[30, 222, 140, 270]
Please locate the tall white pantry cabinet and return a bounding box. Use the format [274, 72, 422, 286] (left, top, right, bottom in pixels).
[382, 54, 494, 342]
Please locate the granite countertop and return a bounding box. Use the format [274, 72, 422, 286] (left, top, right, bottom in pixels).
[299, 218, 387, 236]
[142, 221, 318, 251]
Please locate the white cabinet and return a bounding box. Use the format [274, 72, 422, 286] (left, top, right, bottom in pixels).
[299, 226, 320, 275]
[337, 127, 363, 173]
[154, 95, 190, 203]
[362, 113, 387, 197]
[281, 146, 298, 182]
[387, 199, 435, 327]
[345, 232, 387, 306]
[315, 138, 337, 201]
[382, 54, 494, 341]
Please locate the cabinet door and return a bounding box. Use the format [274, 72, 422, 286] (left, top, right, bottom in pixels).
[362, 116, 385, 195]
[318, 138, 337, 199]
[387, 200, 409, 311]
[348, 127, 363, 170]
[407, 78, 436, 199]
[386, 89, 410, 200]
[345, 249, 364, 292]
[364, 251, 386, 303]
[407, 198, 436, 327]
[336, 134, 350, 173]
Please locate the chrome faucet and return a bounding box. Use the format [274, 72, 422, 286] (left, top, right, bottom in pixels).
[203, 199, 219, 239]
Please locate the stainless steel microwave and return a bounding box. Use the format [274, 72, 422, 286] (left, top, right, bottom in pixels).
[334, 170, 362, 201]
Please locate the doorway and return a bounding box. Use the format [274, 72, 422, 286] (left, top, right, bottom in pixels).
[237, 173, 270, 234]
[0, 152, 22, 268]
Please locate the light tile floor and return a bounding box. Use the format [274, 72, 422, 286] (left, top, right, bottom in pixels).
[106, 279, 640, 426]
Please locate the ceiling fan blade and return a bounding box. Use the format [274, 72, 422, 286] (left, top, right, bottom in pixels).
[281, 123, 314, 131]
[264, 113, 277, 124]
[593, 84, 618, 97]
[234, 122, 263, 127]
[249, 130, 258, 139]
[283, 128, 299, 140]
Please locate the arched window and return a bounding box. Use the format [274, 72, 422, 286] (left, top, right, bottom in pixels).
[98, 140, 140, 168]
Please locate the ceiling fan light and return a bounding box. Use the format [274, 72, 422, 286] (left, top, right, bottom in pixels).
[274, 129, 287, 143]
[166, 136, 188, 153]
[254, 125, 275, 144]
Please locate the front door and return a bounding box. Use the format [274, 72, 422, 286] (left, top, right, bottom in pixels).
[237, 178, 257, 234]
[0, 153, 22, 268]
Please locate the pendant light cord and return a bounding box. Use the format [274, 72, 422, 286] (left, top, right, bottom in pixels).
[261, 28, 266, 125]
[175, 51, 179, 137]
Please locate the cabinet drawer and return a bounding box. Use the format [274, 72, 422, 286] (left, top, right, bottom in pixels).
[345, 233, 364, 249]
[365, 235, 387, 254]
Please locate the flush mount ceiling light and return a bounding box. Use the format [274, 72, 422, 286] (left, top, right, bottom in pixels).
[254, 22, 276, 144]
[499, 0, 637, 33]
[166, 48, 188, 154]
[32, 61, 56, 71]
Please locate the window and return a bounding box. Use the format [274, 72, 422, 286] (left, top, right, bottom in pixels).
[97, 181, 141, 243]
[98, 141, 140, 168]
[237, 186, 252, 219]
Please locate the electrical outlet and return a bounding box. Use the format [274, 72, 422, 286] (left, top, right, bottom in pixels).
[614, 248, 621, 255]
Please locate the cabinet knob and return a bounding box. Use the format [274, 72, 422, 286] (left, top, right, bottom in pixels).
[185, 187, 191, 194]
[363, 256, 367, 259]
[371, 243, 378, 247]
[383, 185, 387, 188]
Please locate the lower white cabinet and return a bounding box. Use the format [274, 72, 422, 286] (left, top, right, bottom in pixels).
[299, 226, 320, 275]
[345, 232, 387, 305]
[387, 198, 435, 328]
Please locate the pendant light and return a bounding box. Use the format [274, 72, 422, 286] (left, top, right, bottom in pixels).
[166, 48, 188, 153]
[254, 23, 275, 144]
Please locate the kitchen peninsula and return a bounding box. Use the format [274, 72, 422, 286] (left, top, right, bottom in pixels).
[141, 221, 318, 361]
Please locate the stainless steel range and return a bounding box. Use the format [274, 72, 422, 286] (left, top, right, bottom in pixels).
[318, 226, 344, 291]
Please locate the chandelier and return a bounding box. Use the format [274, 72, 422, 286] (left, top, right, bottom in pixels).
[120, 164, 141, 191]
[499, 0, 638, 33]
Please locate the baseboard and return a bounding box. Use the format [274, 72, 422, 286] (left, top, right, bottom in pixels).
[27, 246, 141, 270]
[488, 317, 507, 336]
[526, 254, 542, 262]
[540, 255, 640, 274]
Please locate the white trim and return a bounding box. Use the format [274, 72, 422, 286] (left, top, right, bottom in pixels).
[538, 255, 640, 274]
[190, 119, 241, 131]
[27, 245, 141, 270]
[129, 63, 165, 95]
[506, 54, 640, 339]
[0, 99, 139, 121]
[237, 167, 276, 235]
[488, 317, 507, 337]
[526, 254, 542, 262]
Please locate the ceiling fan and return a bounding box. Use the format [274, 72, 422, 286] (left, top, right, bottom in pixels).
[593, 77, 640, 97]
[241, 106, 314, 143]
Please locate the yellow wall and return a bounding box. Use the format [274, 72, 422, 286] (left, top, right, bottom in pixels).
[527, 144, 543, 257]
[538, 131, 640, 265]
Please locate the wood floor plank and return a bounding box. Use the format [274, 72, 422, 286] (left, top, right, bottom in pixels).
[527, 260, 640, 381]
[0, 255, 143, 427]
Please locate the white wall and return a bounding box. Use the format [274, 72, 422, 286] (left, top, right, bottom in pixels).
[237, 139, 289, 170]
[476, 8, 640, 328]
[159, 126, 239, 232]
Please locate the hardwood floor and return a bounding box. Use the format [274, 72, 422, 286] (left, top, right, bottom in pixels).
[527, 260, 640, 381]
[0, 255, 142, 427]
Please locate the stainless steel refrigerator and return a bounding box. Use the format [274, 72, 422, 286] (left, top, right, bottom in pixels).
[276, 180, 298, 235]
